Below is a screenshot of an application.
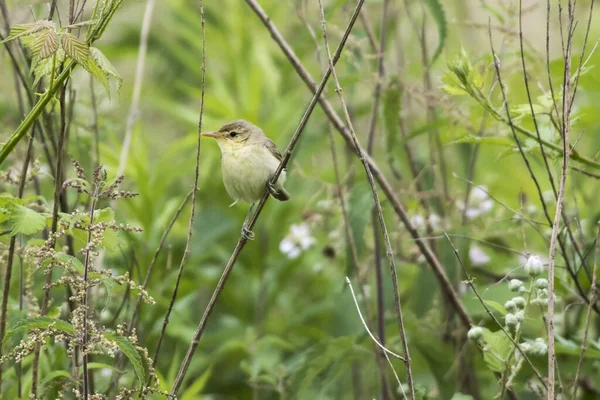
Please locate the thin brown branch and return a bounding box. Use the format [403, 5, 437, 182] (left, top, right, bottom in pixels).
[169, 1, 365, 395]
[246, 0, 472, 329]
[548, 2, 576, 396]
[316, 1, 414, 396]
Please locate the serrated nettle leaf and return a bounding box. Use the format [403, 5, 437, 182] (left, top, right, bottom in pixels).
[10, 204, 47, 236]
[60, 32, 89, 65]
[425, 0, 447, 65]
[3, 316, 75, 347]
[2, 20, 55, 42]
[88, 47, 122, 95]
[104, 332, 148, 386]
[27, 28, 59, 59]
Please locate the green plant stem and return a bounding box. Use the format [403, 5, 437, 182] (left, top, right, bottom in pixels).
[0, 60, 75, 166]
[499, 280, 535, 399]
[470, 86, 600, 170]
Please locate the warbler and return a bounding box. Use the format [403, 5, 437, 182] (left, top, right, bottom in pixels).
[201, 120, 290, 240]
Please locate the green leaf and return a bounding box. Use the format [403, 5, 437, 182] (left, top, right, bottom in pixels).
[2, 20, 55, 42]
[32, 48, 65, 85]
[41, 370, 72, 388]
[3, 317, 75, 347]
[10, 204, 47, 236]
[60, 32, 89, 65]
[425, 0, 447, 65]
[483, 300, 508, 316]
[448, 135, 513, 147]
[180, 366, 212, 400]
[480, 328, 511, 372]
[104, 332, 148, 386]
[88, 47, 122, 94]
[451, 394, 474, 400]
[26, 28, 59, 60]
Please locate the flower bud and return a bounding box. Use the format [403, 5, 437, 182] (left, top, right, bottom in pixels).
[535, 278, 548, 289]
[532, 338, 547, 355]
[467, 326, 483, 341]
[524, 255, 544, 276]
[515, 310, 525, 322]
[509, 279, 523, 292]
[512, 296, 526, 309]
[505, 313, 518, 328]
[518, 286, 529, 295]
[504, 300, 517, 312]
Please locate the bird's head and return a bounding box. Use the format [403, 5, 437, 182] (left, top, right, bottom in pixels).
[201, 120, 264, 150]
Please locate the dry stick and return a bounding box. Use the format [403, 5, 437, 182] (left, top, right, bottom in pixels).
[443, 232, 547, 389]
[547, 3, 575, 396]
[572, 222, 600, 399]
[245, 0, 472, 329]
[0, 125, 36, 391]
[169, 1, 365, 395]
[316, 1, 415, 397]
[117, 0, 156, 177]
[364, 1, 390, 398]
[149, 2, 205, 394]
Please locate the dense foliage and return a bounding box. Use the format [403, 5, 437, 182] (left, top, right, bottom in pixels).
[1, 0, 599, 399]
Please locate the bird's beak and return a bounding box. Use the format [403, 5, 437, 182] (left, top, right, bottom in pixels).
[200, 131, 217, 138]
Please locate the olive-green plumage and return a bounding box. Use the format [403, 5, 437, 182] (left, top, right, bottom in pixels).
[201, 120, 290, 204]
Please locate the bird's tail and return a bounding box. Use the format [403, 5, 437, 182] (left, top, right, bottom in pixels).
[271, 187, 290, 202]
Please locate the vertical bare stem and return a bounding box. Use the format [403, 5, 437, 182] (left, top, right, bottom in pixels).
[548, 1, 575, 397]
[316, 1, 415, 397]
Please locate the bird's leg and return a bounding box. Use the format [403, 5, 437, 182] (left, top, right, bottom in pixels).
[266, 180, 278, 197]
[241, 203, 255, 241]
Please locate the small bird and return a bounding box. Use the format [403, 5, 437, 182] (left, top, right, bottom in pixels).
[201, 120, 290, 240]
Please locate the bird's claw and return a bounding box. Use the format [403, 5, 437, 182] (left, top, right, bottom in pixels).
[241, 225, 255, 241]
[267, 182, 278, 197]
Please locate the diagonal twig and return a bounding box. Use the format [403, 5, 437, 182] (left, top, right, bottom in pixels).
[316, 0, 415, 396]
[245, 0, 472, 329]
[169, 0, 366, 395]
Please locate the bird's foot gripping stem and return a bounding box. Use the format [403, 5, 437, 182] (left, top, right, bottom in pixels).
[241, 224, 255, 241]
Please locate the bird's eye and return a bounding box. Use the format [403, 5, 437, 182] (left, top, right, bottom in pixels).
[230, 132, 237, 138]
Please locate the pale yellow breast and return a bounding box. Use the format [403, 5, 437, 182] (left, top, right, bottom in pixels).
[220, 144, 286, 204]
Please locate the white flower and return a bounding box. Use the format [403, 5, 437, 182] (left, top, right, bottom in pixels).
[512, 296, 526, 309]
[505, 313, 518, 328]
[524, 255, 544, 276]
[535, 278, 548, 289]
[467, 327, 483, 341]
[509, 279, 523, 292]
[458, 186, 494, 219]
[504, 300, 516, 312]
[410, 214, 426, 229]
[469, 246, 490, 265]
[279, 223, 316, 259]
[428, 214, 442, 230]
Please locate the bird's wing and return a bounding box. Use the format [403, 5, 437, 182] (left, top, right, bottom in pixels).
[264, 138, 283, 163]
